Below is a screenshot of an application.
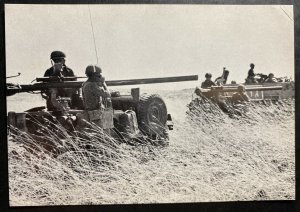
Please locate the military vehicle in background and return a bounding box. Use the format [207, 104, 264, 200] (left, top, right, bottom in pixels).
[242, 73, 294, 100]
[190, 72, 294, 116]
[194, 72, 293, 102]
[194, 85, 284, 102]
[7, 75, 198, 146]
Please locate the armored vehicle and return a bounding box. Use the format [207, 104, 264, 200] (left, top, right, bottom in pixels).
[194, 85, 284, 102]
[7, 75, 198, 145]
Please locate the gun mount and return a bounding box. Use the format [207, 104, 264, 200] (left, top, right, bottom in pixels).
[7, 75, 198, 147]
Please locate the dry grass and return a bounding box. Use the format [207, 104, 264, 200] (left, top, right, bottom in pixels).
[7, 90, 295, 206]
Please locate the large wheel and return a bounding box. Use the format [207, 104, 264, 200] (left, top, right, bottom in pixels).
[136, 94, 169, 140]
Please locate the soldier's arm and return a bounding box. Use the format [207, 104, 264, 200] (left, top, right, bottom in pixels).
[100, 76, 111, 97]
[70, 70, 75, 78]
[244, 94, 250, 102]
[44, 69, 51, 77]
[200, 82, 205, 89]
[90, 83, 110, 98]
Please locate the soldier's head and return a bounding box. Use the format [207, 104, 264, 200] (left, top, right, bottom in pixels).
[85, 65, 102, 80]
[50, 51, 66, 64]
[268, 73, 274, 78]
[237, 85, 246, 93]
[205, 73, 212, 79]
[250, 63, 255, 69]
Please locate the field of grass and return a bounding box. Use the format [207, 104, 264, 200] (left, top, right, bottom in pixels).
[7, 89, 295, 206]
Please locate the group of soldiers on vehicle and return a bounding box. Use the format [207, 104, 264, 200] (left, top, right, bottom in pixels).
[201, 63, 279, 90]
[41, 51, 283, 124]
[246, 63, 280, 84]
[201, 67, 230, 89]
[196, 62, 291, 115]
[42, 50, 111, 130]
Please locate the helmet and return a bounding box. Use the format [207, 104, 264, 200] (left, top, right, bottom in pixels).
[237, 85, 245, 92]
[85, 65, 102, 77]
[250, 63, 255, 68]
[205, 73, 212, 78]
[50, 51, 66, 60]
[268, 73, 274, 77]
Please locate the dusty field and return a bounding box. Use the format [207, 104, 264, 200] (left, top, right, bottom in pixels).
[7, 89, 295, 206]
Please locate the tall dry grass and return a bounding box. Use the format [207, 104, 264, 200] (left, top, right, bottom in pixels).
[8, 91, 295, 206]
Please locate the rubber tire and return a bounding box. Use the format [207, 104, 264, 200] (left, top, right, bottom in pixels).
[136, 94, 168, 140]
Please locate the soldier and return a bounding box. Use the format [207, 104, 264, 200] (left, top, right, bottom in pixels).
[77, 65, 112, 131]
[82, 65, 110, 111]
[246, 63, 257, 84]
[265, 73, 277, 83]
[42, 51, 79, 110]
[201, 73, 216, 89]
[215, 67, 229, 85]
[44, 51, 74, 77]
[231, 85, 250, 104]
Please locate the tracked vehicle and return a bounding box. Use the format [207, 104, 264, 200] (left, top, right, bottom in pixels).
[189, 80, 294, 117]
[195, 85, 284, 102]
[7, 75, 198, 145]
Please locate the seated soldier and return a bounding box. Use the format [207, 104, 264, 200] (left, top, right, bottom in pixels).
[246, 63, 257, 84]
[201, 73, 216, 89]
[82, 65, 110, 110]
[231, 85, 250, 104]
[77, 65, 112, 131]
[44, 51, 74, 77]
[42, 51, 79, 110]
[265, 73, 277, 83]
[215, 67, 229, 86]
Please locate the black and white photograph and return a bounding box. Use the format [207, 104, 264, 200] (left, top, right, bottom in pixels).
[5, 4, 295, 206]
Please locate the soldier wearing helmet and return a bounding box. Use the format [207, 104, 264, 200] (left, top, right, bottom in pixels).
[231, 85, 250, 104]
[42, 51, 78, 110]
[82, 65, 110, 111]
[201, 72, 216, 89]
[265, 73, 277, 83]
[78, 65, 112, 130]
[44, 51, 75, 77]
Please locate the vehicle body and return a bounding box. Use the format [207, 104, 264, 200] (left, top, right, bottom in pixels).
[226, 82, 294, 101]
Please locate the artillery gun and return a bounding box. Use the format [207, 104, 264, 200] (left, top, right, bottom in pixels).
[7, 75, 198, 145]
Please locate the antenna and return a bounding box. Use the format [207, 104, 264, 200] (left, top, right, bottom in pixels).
[88, 5, 99, 65]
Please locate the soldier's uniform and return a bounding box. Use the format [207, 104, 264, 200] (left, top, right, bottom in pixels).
[42, 51, 80, 110]
[77, 65, 112, 130]
[246, 64, 256, 83]
[215, 69, 229, 86]
[201, 79, 216, 89]
[265, 74, 277, 83]
[44, 66, 75, 77]
[82, 79, 107, 111]
[232, 85, 250, 104]
[232, 92, 250, 104]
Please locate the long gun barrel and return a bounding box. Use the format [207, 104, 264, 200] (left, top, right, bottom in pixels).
[7, 75, 198, 96]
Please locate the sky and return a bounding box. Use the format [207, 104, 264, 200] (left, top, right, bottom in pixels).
[5, 4, 294, 90]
